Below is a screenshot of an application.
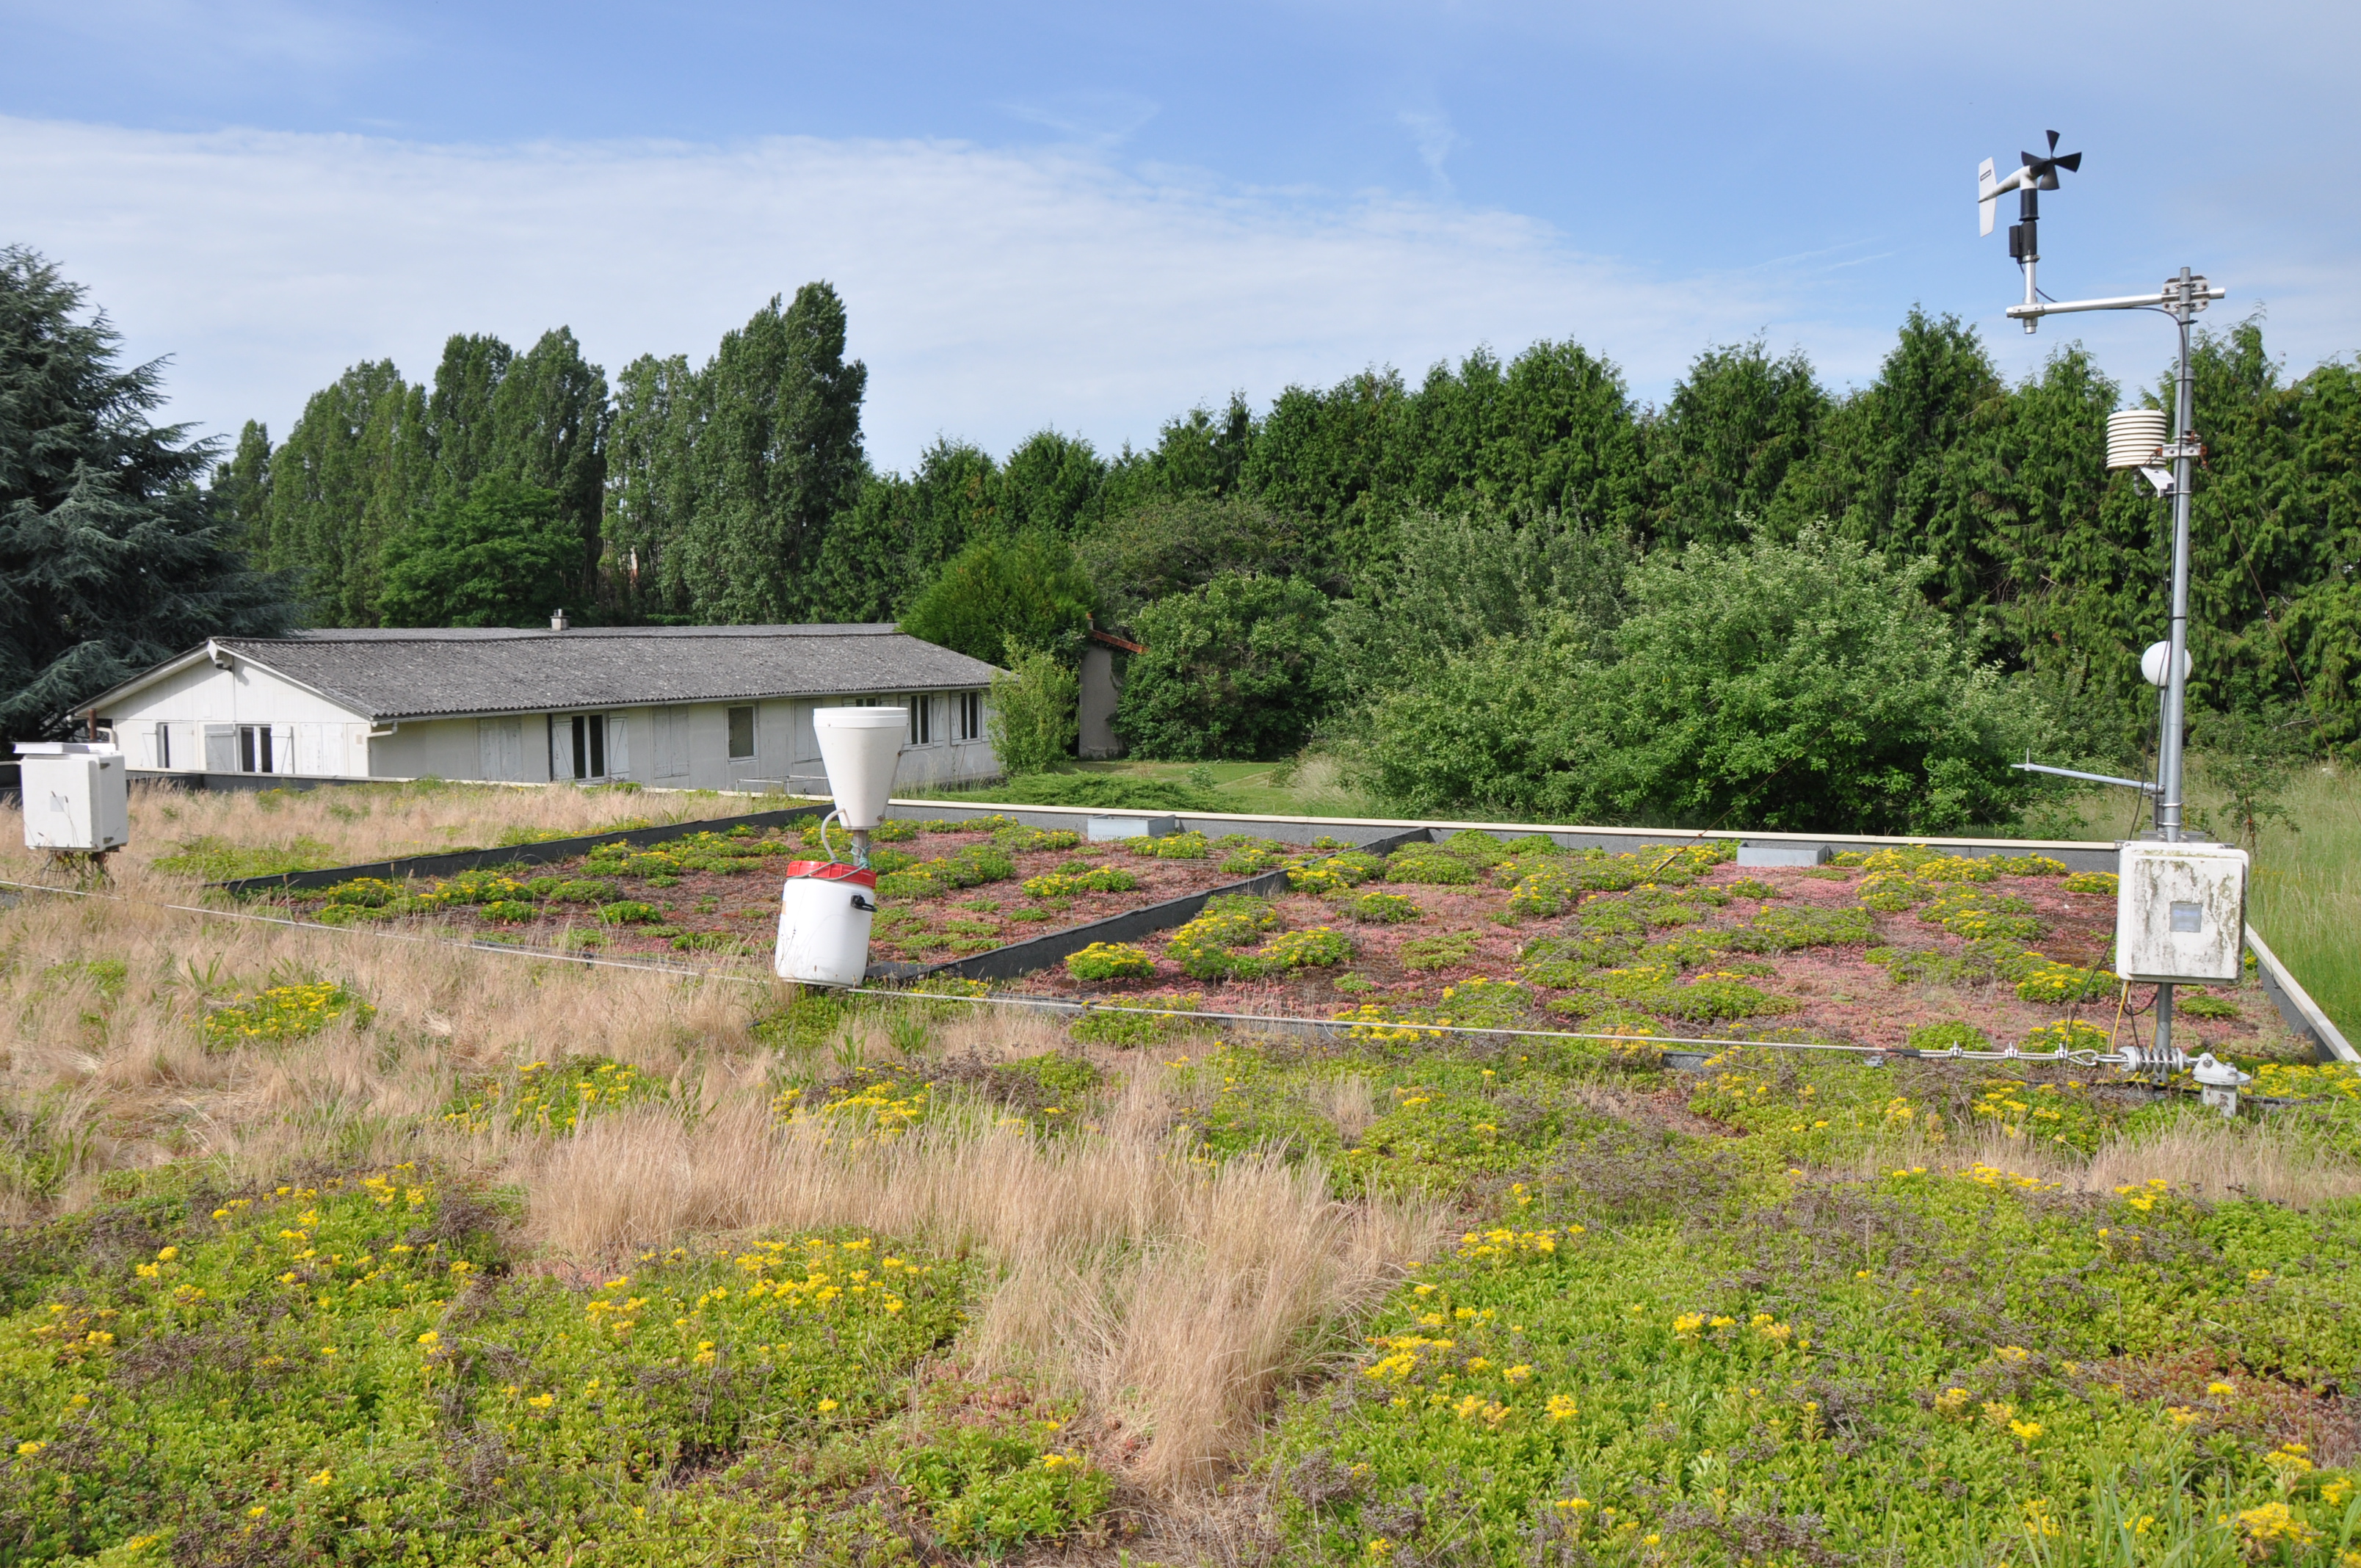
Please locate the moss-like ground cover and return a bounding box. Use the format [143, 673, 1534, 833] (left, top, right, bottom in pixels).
[0, 1161, 1114, 1565]
[1150, 1033, 2361, 1566]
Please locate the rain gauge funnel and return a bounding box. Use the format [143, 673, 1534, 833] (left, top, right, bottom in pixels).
[776, 707, 905, 987]
[813, 707, 906, 831]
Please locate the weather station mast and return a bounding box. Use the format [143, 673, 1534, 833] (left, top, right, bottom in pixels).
[1984, 133, 2245, 1087]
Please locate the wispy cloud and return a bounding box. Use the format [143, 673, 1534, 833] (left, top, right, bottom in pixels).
[1396, 109, 1460, 190]
[998, 90, 1161, 150]
[1, 115, 1860, 465]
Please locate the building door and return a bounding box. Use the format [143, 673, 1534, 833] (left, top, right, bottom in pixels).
[476, 717, 525, 780]
[653, 707, 689, 778]
[565, 714, 606, 780]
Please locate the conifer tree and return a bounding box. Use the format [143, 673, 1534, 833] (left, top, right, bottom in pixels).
[0, 247, 291, 738]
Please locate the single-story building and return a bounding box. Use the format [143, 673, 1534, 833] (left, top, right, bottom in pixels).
[77, 623, 1003, 792]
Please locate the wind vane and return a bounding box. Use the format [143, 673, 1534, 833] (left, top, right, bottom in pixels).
[1978, 130, 2083, 331]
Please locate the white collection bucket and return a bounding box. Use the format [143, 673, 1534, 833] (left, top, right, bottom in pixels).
[775, 860, 877, 987]
[813, 707, 906, 830]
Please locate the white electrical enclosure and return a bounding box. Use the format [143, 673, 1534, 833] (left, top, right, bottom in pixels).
[15, 743, 129, 852]
[2115, 841, 2247, 984]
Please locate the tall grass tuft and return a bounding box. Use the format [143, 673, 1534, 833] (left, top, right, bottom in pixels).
[525, 1097, 1440, 1494]
[2249, 765, 2361, 1042]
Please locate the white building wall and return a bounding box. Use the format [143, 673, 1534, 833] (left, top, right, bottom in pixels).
[102, 661, 999, 790]
[101, 659, 371, 778]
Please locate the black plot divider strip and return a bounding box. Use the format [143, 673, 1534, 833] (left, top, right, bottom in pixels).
[212, 805, 827, 896]
[902, 827, 1436, 985]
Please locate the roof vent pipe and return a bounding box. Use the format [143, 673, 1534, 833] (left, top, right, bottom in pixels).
[549, 609, 569, 631]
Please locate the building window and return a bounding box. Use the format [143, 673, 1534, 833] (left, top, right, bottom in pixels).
[238, 724, 273, 774]
[956, 691, 983, 741]
[909, 695, 936, 746]
[570, 714, 606, 779]
[155, 724, 171, 770]
[727, 705, 756, 761]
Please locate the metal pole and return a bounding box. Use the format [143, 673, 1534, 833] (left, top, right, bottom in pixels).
[2153, 266, 2200, 1057]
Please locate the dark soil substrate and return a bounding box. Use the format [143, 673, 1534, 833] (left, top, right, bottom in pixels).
[1020, 862, 2294, 1056]
[274, 827, 1273, 968]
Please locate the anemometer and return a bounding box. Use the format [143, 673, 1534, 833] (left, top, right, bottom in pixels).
[1982, 131, 2252, 1101]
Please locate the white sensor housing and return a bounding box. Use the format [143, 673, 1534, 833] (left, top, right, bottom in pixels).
[2116, 841, 2247, 984]
[2107, 409, 2169, 471]
[15, 742, 129, 853]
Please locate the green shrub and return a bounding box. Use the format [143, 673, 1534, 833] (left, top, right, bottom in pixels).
[986, 640, 1084, 775]
[2064, 870, 2120, 896]
[1725, 877, 1783, 899]
[479, 899, 537, 924]
[1065, 942, 1156, 981]
[596, 901, 662, 925]
[903, 532, 1094, 668]
[1113, 571, 1334, 760]
[1355, 526, 2058, 832]
[930, 773, 1214, 811]
[1343, 891, 1421, 923]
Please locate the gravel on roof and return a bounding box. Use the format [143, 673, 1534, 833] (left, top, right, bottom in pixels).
[211, 625, 999, 720]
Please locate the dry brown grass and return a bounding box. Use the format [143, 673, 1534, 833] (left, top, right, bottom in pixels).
[1845, 1114, 2361, 1208]
[525, 1089, 1440, 1494]
[1308, 1072, 1376, 1142]
[0, 796, 1443, 1500]
[1, 778, 772, 886]
[0, 843, 772, 1218]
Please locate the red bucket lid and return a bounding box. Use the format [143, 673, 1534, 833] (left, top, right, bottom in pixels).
[781, 860, 878, 888]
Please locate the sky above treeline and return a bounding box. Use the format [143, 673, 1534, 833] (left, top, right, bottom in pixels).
[4, 0, 2354, 471]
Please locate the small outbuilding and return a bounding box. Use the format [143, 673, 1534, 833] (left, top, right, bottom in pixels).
[78, 623, 1003, 791]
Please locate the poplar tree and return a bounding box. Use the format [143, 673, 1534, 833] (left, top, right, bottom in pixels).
[0, 247, 291, 737]
[676, 283, 866, 622]
[260, 361, 429, 623]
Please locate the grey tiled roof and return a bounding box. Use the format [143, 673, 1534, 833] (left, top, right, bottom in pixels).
[207, 625, 998, 722]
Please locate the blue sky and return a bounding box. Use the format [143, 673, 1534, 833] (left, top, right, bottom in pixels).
[4, 1, 2354, 468]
